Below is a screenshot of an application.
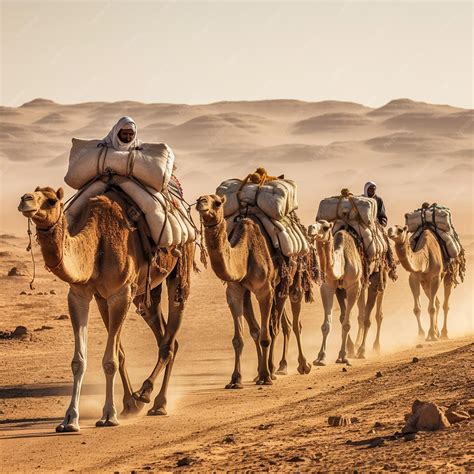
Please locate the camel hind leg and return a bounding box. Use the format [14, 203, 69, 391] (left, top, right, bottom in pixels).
[337, 283, 359, 364]
[423, 277, 441, 341]
[255, 285, 274, 385]
[276, 306, 291, 375]
[289, 290, 311, 374]
[314, 283, 335, 366]
[336, 288, 356, 358]
[372, 289, 385, 354]
[440, 273, 453, 339]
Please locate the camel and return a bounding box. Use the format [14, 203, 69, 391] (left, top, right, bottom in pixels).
[18, 186, 193, 432]
[308, 220, 387, 364]
[388, 224, 458, 341]
[196, 194, 311, 388]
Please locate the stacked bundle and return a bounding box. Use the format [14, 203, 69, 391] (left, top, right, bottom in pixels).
[316, 191, 387, 262]
[405, 204, 462, 258]
[216, 174, 309, 257]
[64, 138, 195, 247]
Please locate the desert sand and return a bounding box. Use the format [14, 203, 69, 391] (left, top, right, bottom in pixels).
[0, 98, 473, 472]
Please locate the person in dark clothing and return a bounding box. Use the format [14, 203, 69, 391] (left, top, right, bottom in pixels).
[364, 181, 388, 227]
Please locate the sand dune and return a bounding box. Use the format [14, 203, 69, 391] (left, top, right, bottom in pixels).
[0, 97, 472, 235]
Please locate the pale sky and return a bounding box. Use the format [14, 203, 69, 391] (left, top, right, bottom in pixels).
[1, 1, 472, 108]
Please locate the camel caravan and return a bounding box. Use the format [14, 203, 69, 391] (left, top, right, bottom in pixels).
[17, 117, 466, 432]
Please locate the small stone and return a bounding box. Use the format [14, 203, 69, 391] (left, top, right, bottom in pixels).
[176, 457, 193, 467]
[369, 437, 385, 448]
[374, 421, 384, 428]
[81, 441, 86, 445]
[412, 357, 419, 363]
[404, 433, 417, 441]
[8, 266, 29, 277]
[342, 367, 348, 372]
[12, 326, 28, 337]
[56, 314, 69, 320]
[416, 344, 423, 348]
[328, 415, 352, 426]
[50, 290, 57, 295]
[223, 434, 235, 443]
[307, 387, 313, 390]
[287, 456, 304, 463]
[19, 291, 27, 295]
[376, 371, 383, 378]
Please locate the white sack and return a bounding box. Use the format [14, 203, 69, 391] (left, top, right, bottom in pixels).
[405, 205, 452, 233]
[65, 138, 174, 191]
[317, 195, 376, 227]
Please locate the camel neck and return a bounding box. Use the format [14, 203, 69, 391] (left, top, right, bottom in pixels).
[204, 217, 248, 282]
[316, 233, 343, 282]
[395, 236, 429, 273]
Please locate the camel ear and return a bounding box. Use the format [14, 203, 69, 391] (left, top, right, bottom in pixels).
[329, 222, 334, 229]
[403, 225, 408, 232]
[56, 188, 64, 201]
[215, 195, 226, 207]
[35, 186, 41, 192]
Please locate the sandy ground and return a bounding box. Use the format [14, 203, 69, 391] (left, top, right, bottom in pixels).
[0, 98, 472, 471]
[0, 233, 473, 472]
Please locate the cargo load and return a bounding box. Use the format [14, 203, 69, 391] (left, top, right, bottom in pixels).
[65, 138, 174, 191]
[406, 203, 461, 259]
[216, 169, 307, 257]
[316, 193, 376, 227]
[316, 190, 387, 262]
[66, 176, 195, 248]
[405, 204, 452, 233]
[216, 177, 298, 221]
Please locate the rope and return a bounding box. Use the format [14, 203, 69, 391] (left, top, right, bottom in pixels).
[26, 218, 36, 290]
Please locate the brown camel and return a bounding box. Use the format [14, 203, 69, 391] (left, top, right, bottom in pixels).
[196, 194, 311, 387]
[388, 225, 457, 340]
[18, 186, 193, 432]
[308, 220, 387, 363]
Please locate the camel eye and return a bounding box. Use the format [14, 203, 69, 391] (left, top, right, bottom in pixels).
[47, 198, 57, 206]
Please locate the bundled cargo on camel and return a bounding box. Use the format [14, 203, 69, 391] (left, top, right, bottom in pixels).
[216, 168, 307, 257]
[316, 189, 388, 263]
[405, 203, 463, 260]
[64, 138, 196, 249]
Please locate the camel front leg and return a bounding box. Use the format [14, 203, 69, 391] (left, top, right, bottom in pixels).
[426, 277, 441, 341]
[314, 283, 335, 366]
[357, 273, 379, 359]
[276, 307, 291, 375]
[289, 291, 311, 375]
[243, 290, 263, 379]
[56, 288, 91, 433]
[354, 289, 366, 350]
[255, 285, 274, 385]
[441, 274, 453, 339]
[372, 289, 385, 354]
[336, 288, 355, 358]
[337, 283, 359, 364]
[268, 294, 286, 380]
[95, 294, 143, 417]
[96, 285, 132, 428]
[409, 274, 425, 338]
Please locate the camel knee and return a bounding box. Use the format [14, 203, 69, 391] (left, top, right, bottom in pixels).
[249, 328, 260, 341]
[443, 303, 449, 313]
[375, 311, 383, 324]
[342, 323, 351, 333]
[260, 338, 271, 348]
[364, 318, 371, 329]
[321, 321, 331, 336]
[159, 344, 174, 362]
[71, 358, 86, 376]
[232, 336, 244, 352]
[103, 359, 118, 376]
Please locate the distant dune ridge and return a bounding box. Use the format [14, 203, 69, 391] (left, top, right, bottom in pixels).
[1, 98, 472, 234]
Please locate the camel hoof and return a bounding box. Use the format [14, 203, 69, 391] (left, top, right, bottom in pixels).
[95, 418, 119, 427]
[271, 373, 277, 380]
[255, 378, 273, 386]
[313, 359, 326, 367]
[121, 398, 145, 417]
[347, 351, 356, 359]
[56, 423, 79, 433]
[440, 332, 448, 340]
[426, 335, 438, 342]
[276, 368, 288, 376]
[373, 344, 381, 355]
[132, 389, 152, 404]
[356, 353, 366, 360]
[297, 362, 311, 375]
[336, 358, 349, 364]
[147, 407, 167, 416]
[225, 382, 243, 389]
[418, 331, 426, 340]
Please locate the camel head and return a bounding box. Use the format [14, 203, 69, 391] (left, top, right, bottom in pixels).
[18, 187, 64, 229]
[196, 194, 227, 227]
[308, 220, 333, 242]
[388, 225, 409, 244]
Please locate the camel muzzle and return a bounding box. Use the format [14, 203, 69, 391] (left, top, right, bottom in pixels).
[18, 194, 38, 216]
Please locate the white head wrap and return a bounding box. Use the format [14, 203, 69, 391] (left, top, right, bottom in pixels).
[364, 181, 377, 197]
[104, 116, 138, 151]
